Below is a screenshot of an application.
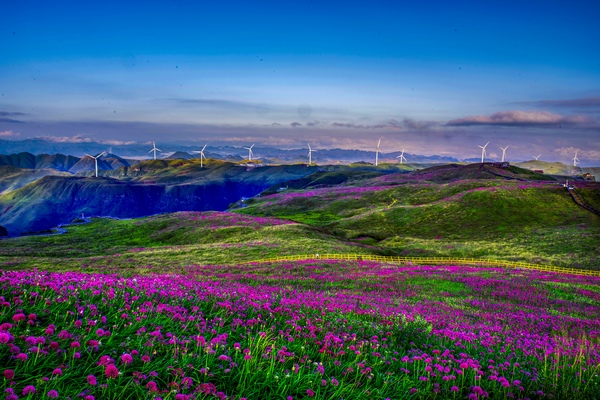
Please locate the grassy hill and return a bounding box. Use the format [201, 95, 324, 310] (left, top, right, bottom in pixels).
[236, 164, 600, 269]
[0, 162, 319, 235]
[1, 162, 598, 269]
[0, 212, 380, 271]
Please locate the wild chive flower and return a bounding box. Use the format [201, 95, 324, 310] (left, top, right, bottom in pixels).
[306, 389, 315, 397]
[87, 375, 97, 385]
[105, 364, 119, 378]
[121, 353, 133, 365]
[142, 355, 151, 362]
[52, 368, 62, 376]
[47, 389, 59, 398]
[22, 385, 36, 395]
[12, 313, 26, 322]
[16, 353, 28, 361]
[4, 369, 14, 380]
[146, 381, 158, 392]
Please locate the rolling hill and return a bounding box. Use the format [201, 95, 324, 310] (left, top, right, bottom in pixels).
[0, 161, 324, 235]
[235, 163, 600, 269]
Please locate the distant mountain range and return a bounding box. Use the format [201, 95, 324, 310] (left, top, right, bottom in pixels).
[0, 138, 462, 164]
[0, 143, 598, 237]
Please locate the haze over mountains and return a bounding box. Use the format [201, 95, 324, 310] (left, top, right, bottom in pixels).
[1, 137, 598, 166]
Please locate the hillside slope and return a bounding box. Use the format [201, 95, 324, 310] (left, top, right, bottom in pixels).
[0, 211, 379, 270]
[236, 164, 600, 269]
[0, 163, 319, 235]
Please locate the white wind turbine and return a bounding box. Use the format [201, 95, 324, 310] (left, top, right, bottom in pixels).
[533, 154, 541, 161]
[478, 141, 489, 163]
[307, 143, 316, 166]
[572, 151, 580, 167]
[243, 143, 255, 161]
[375, 137, 382, 166]
[198, 144, 208, 168]
[149, 141, 162, 160]
[85, 151, 105, 178]
[500, 146, 509, 162]
[396, 148, 407, 164]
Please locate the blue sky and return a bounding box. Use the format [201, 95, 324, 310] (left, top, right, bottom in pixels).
[1, 0, 599, 163]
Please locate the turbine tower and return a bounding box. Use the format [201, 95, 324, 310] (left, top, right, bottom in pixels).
[396, 148, 407, 164]
[533, 154, 541, 161]
[500, 146, 509, 162]
[375, 137, 382, 166]
[149, 141, 162, 160]
[243, 143, 255, 161]
[199, 144, 207, 168]
[478, 141, 489, 163]
[307, 143, 316, 166]
[85, 152, 105, 178]
[573, 151, 580, 167]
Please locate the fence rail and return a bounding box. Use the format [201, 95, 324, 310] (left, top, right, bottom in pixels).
[243, 254, 600, 277]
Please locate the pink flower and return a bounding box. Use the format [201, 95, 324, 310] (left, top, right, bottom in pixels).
[87, 374, 97, 385]
[12, 313, 26, 322]
[451, 386, 459, 392]
[146, 381, 158, 392]
[142, 355, 151, 363]
[105, 364, 119, 379]
[16, 353, 28, 361]
[71, 341, 81, 348]
[47, 389, 59, 398]
[22, 385, 36, 395]
[306, 389, 315, 397]
[121, 353, 133, 365]
[52, 368, 62, 375]
[4, 369, 15, 380]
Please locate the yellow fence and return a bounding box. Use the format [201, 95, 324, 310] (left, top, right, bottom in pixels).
[244, 254, 600, 277]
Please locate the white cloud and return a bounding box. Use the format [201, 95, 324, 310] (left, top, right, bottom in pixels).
[0, 130, 19, 137]
[447, 110, 591, 126]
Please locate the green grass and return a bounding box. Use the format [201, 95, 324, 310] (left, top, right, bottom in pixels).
[236, 176, 600, 269]
[0, 212, 381, 271]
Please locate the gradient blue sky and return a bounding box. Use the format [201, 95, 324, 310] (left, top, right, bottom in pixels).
[1, 0, 599, 163]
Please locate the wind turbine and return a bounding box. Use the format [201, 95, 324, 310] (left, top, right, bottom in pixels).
[533, 154, 541, 161]
[375, 137, 382, 166]
[396, 148, 407, 164]
[478, 141, 489, 163]
[149, 141, 162, 160]
[198, 144, 207, 168]
[573, 151, 580, 167]
[307, 143, 316, 166]
[243, 144, 255, 161]
[85, 151, 105, 178]
[500, 146, 509, 162]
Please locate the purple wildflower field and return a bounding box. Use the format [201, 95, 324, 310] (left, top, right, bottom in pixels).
[1, 261, 599, 399]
